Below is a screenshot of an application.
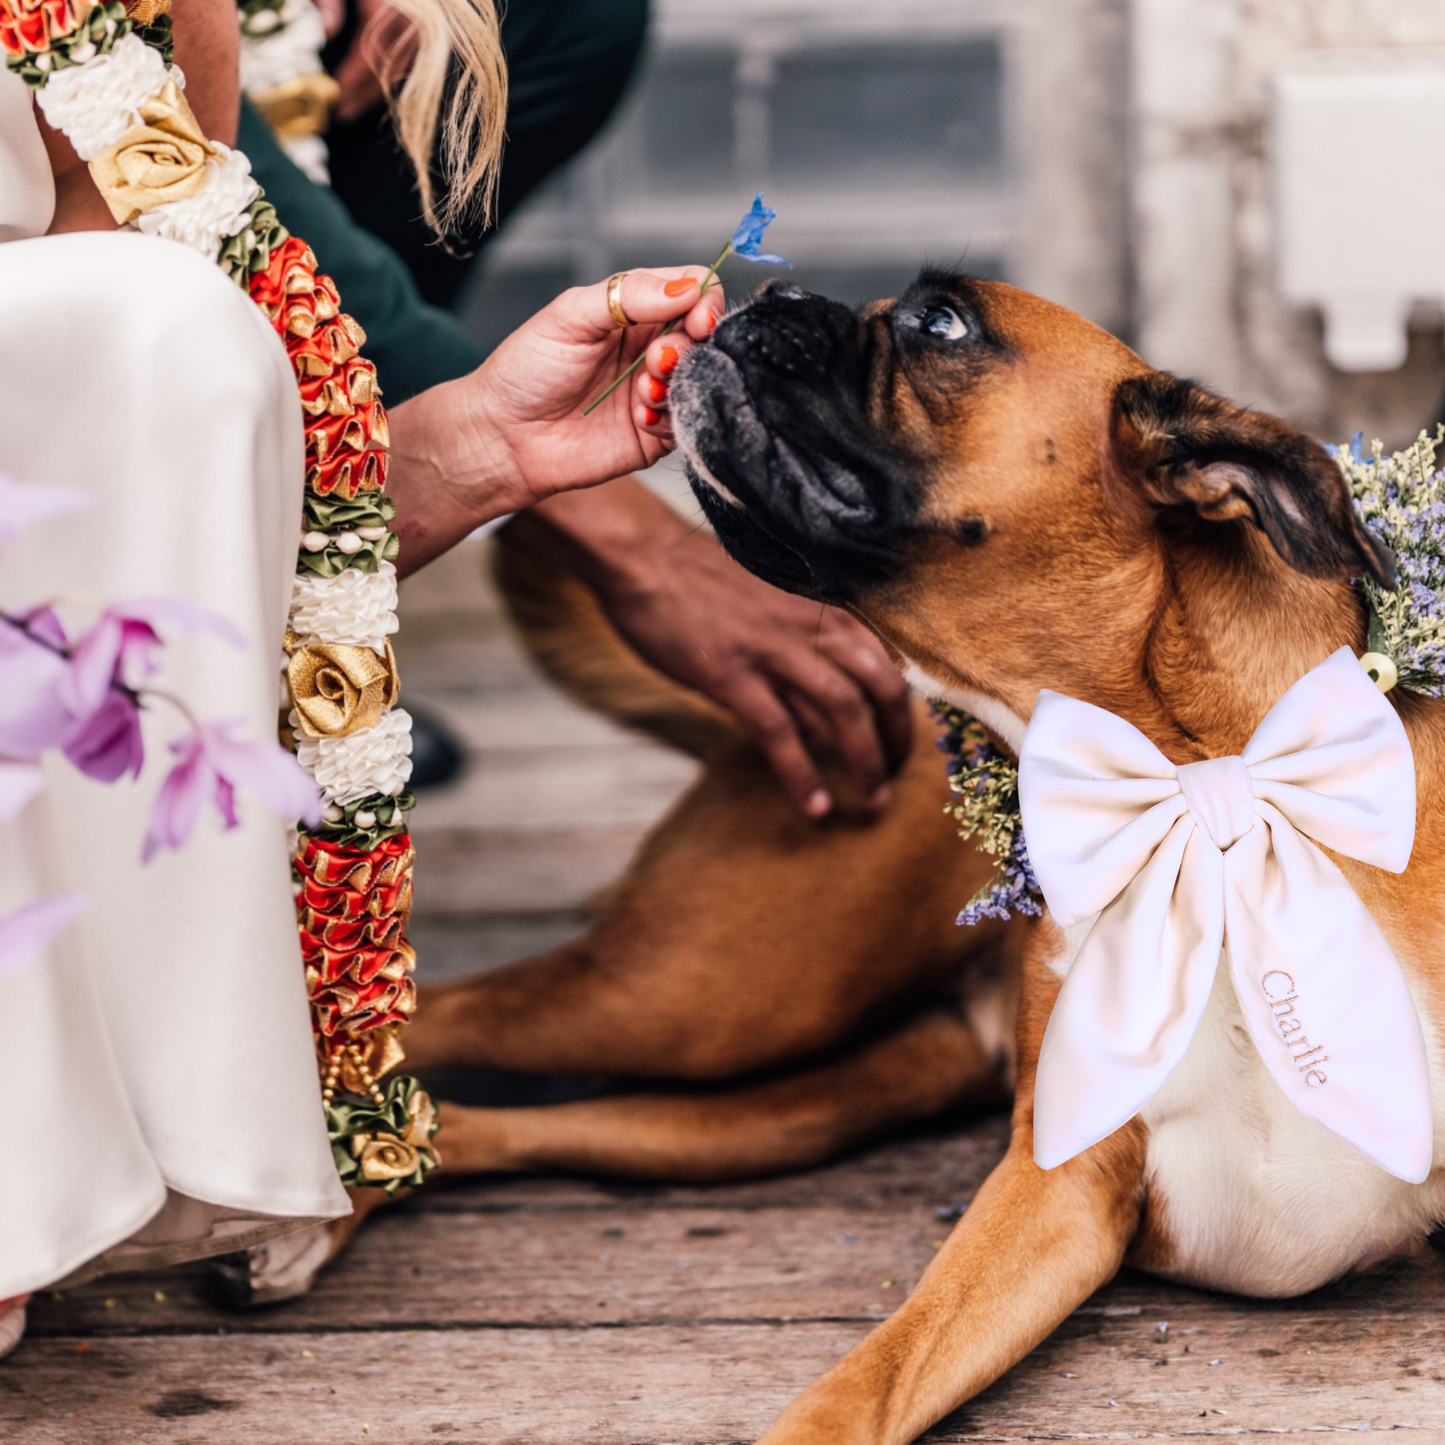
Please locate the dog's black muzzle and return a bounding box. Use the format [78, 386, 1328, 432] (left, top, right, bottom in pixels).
[672, 286, 914, 605]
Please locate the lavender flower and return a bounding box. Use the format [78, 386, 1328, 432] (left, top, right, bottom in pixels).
[1332, 426, 1445, 693]
[63, 690, 144, 783]
[956, 833, 1044, 927]
[931, 702, 1044, 925]
[64, 596, 244, 717]
[0, 608, 74, 760]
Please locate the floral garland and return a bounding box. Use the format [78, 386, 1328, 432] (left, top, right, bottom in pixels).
[237, 0, 335, 185]
[937, 428, 1445, 927]
[3, 0, 436, 1191]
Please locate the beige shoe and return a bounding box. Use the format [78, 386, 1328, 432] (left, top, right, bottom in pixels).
[0, 1299, 28, 1361]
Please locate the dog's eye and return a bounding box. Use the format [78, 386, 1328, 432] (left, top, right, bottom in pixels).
[921, 306, 969, 342]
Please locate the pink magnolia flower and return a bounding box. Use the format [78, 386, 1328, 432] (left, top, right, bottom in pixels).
[0, 895, 87, 979]
[143, 720, 322, 863]
[0, 606, 144, 784]
[0, 758, 44, 825]
[64, 596, 245, 717]
[0, 597, 247, 784]
[0, 475, 94, 764]
[0, 609, 72, 759]
[63, 691, 145, 783]
[0, 473, 90, 547]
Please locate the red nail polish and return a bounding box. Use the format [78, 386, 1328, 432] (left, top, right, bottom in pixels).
[646, 375, 668, 404]
[641, 405, 662, 427]
[707, 310, 720, 333]
[664, 277, 696, 297]
[658, 345, 679, 375]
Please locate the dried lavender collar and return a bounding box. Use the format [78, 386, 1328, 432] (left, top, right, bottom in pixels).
[933, 706, 1043, 926]
[1332, 427, 1445, 696]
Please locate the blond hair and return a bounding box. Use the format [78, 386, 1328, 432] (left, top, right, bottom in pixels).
[366, 0, 508, 237]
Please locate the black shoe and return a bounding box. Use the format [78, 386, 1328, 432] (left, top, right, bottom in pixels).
[408, 707, 467, 791]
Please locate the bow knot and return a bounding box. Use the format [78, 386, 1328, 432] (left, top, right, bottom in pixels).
[1018, 647, 1432, 1182]
[1177, 755, 1255, 850]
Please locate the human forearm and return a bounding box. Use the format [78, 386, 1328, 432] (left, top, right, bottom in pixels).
[383, 266, 724, 578]
[385, 375, 526, 578]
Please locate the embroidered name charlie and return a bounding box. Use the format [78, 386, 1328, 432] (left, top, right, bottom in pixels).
[1261, 970, 1328, 1087]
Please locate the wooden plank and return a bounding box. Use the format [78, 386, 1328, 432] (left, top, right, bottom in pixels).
[410, 826, 651, 915]
[397, 536, 501, 622]
[7, 1304, 1444, 1445]
[30, 1204, 933, 1336]
[394, 626, 536, 697]
[411, 745, 697, 835]
[32, 1192, 1445, 1338]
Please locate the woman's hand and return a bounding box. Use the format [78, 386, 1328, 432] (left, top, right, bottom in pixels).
[386, 266, 721, 574]
[462, 266, 724, 507]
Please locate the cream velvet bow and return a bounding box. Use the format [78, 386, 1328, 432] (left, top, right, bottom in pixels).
[1018, 647, 1432, 1183]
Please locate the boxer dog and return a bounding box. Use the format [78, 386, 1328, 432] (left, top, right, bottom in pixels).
[656, 273, 1445, 1444]
[315, 274, 1443, 1445]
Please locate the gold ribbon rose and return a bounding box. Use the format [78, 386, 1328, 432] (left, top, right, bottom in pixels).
[351, 1087, 439, 1184]
[89, 78, 214, 224]
[287, 637, 400, 739]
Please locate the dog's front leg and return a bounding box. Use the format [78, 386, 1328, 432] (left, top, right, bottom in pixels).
[757, 1120, 1146, 1445]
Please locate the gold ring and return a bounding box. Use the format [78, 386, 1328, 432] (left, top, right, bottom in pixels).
[606, 272, 634, 329]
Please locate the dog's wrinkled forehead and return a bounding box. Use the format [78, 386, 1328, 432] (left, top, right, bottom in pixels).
[672, 272, 1008, 604]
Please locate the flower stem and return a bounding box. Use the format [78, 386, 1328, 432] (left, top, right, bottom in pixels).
[582, 241, 733, 418]
[1, 610, 146, 707]
[145, 685, 203, 731]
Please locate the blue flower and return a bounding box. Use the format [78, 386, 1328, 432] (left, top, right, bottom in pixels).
[729, 193, 791, 267]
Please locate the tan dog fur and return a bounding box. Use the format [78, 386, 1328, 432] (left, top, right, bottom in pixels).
[345, 280, 1445, 1445]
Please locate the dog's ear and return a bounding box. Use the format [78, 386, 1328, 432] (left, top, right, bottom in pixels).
[1110, 372, 1395, 587]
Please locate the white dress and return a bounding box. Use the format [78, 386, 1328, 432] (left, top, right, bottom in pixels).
[0, 69, 350, 1301]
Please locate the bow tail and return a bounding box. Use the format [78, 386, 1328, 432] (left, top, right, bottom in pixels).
[1223, 804, 1434, 1184]
[1034, 816, 1224, 1170]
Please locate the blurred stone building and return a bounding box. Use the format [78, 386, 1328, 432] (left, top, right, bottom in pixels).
[462, 0, 1445, 447]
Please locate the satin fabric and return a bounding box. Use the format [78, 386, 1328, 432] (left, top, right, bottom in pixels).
[1018, 647, 1432, 1183]
[0, 68, 53, 242]
[0, 78, 349, 1299]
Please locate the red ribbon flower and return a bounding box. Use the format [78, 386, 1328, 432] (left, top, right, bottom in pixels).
[0, 0, 89, 58]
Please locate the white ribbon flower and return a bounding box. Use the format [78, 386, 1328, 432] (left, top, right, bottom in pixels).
[1019, 646, 1431, 1182]
[35, 33, 169, 160]
[293, 705, 413, 804]
[133, 144, 260, 258]
[289, 561, 399, 653]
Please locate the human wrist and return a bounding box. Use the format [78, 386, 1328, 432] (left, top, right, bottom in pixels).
[385, 377, 524, 576]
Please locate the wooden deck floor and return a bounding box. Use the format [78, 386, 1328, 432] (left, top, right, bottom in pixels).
[7, 541, 1445, 1443]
